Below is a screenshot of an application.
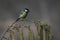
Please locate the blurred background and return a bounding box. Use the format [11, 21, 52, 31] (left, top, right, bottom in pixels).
[0, 0, 60, 40]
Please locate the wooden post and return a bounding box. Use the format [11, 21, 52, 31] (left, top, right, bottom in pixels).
[34, 21, 43, 40]
[45, 24, 50, 40]
[19, 28, 24, 40]
[28, 26, 34, 40]
[10, 31, 15, 40]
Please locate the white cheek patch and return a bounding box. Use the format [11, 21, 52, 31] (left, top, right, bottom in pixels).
[25, 10, 28, 12]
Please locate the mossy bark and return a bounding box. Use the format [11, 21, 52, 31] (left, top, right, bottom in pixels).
[35, 21, 43, 40]
[19, 28, 24, 40]
[28, 26, 34, 40]
[49, 33, 54, 40]
[45, 25, 52, 40]
[10, 31, 15, 40]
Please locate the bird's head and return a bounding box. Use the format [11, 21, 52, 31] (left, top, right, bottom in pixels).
[23, 8, 30, 13]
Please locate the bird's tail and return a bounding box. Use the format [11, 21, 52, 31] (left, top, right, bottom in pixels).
[10, 18, 20, 26]
[15, 18, 20, 22]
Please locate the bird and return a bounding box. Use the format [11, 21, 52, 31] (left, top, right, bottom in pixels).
[15, 8, 30, 22]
